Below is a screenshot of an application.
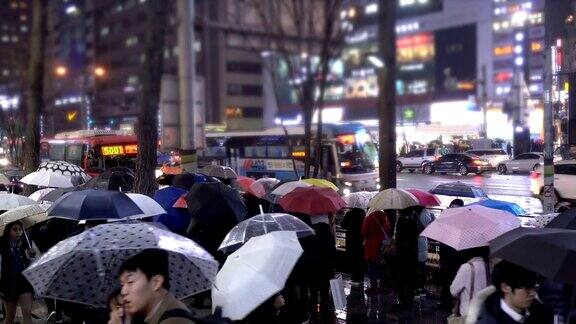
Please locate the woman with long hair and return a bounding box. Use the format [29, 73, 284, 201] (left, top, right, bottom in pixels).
[0, 221, 40, 324]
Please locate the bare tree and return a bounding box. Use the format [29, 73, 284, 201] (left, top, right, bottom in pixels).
[239, 0, 348, 178]
[133, 0, 169, 196]
[22, 0, 46, 182]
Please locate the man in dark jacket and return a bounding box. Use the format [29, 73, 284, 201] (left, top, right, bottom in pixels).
[476, 261, 553, 324]
[340, 208, 366, 285]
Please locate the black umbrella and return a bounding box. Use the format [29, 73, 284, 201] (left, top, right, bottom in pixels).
[84, 167, 135, 192]
[490, 227, 576, 284]
[42, 186, 84, 202]
[47, 189, 144, 221]
[429, 181, 487, 198]
[545, 208, 576, 230]
[185, 182, 247, 224]
[156, 174, 176, 186]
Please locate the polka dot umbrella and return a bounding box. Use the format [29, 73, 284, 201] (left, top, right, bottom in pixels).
[23, 222, 218, 307]
[37, 161, 91, 184]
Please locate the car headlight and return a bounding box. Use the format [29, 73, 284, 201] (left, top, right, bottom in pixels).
[344, 181, 352, 187]
[342, 188, 351, 196]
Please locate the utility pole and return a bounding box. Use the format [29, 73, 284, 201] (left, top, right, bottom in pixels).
[480, 65, 488, 138]
[542, 47, 556, 213]
[378, 0, 397, 190]
[177, 0, 197, 171]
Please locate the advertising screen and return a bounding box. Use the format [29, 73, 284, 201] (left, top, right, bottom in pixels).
[434, 24, 477, 100]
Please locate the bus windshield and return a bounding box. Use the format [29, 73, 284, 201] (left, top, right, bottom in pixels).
[336, 132, 377, 174]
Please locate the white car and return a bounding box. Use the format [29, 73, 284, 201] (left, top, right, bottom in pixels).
[531, 160, 576, 203]
[466, 149, 508, 168]
[497, 152, 543, 174]
[397, 148, 440, 172]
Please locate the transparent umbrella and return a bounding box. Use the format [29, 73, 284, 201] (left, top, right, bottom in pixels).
[218, 213, 315, 253]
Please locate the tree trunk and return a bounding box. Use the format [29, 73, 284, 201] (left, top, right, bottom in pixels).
[377, 0, 397, 190]
[302, 83, 314, 179]
[134, 0, 168, 196]
[22, 0, 45, 195]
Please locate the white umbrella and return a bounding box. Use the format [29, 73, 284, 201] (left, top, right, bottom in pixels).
[0, 192, 36, 211]
[212, 231, 303, 320]
[369, 188, 419, 210]
[0, 203, 50, 235]
[126, 193, 167, 218]
[37, 161, 91, 183]
[29, 188, 56, 202]
[270, 181, 312, 197]
[0, 174, 10, 186]
[344, 191, 377, 209]
[21, 170, 74, 188]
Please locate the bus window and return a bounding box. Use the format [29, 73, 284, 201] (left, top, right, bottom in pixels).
[336, 133, 377, 174]
[66, 144, 85, 166]
[49, 143, 66, 160]
[244, 146, 267, 158]
[320, 145, 337, 179]
[267, 146, 289, 158]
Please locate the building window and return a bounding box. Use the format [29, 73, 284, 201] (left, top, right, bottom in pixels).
[20, 25, 27, 33]
[1, 35, 9, 42]
[125, 36, 138, 47]
[242, 107, 263, 118]
[127, 75, 139, 85]
[100, 26, 109, 36]
[226, 61, 262, 74]
[226, 84, 263, 97]
[2, 69, 10, 76]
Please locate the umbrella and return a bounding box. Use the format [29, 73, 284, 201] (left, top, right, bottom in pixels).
[199, 165, 238, 180]
[156, 173, 176, 186]
[249, 178, 280, 200]
[125, 193, 167, 218]
[490, 227, 576, 284]
[185, 182, 247, 223]
[532, 213, 560, 228]
[38, 161, 91, 183]
[270, 181, 312, 197]
[212, 231, 303, 320]
[84, 168, 134, 191]
[468, 199, 526, 216]
[218, 213, 315, 253]
[29, 188, 56, 202]
[41, 186, 83, 203]
[369, 188, 419, 210]
[421, 205, 520, 251]
[343, 191, 377, 209]
[405, 189, 441, 207]
[20, 170, 74, 188]
[0, 174, 10, 186]
[153, 187, 191, 234]
[279, 186, 346, 215]
[23, 222, 219, 306]
[545, 208, 576, 229]
[429, 181, 487, 198]
[47, 189, 144, 221]
[0, 203, 50, 235]
[0, 192, 36, 211]
[236, 176, 255, 193]
[301, 178, 339, 191]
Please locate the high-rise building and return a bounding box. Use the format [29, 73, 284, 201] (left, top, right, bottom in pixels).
[43, 0, 267, 136]
[0, 0, 31, 114]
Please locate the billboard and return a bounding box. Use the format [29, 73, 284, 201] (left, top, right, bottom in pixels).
[434, 24, 477, 100]
[396, 32, 435, 97]
[398, 0, 443, 19]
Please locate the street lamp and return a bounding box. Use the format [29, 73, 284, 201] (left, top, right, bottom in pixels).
[93, 66, 106, 78]
[54, 65, 68, 77]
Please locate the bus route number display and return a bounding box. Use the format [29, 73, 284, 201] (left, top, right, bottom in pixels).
[101, 145, 125, 156]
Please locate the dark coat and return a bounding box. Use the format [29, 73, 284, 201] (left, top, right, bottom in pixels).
[340, 208, 365, 258]
[476, 291, 553, 324]
[310, 222, 337, 282]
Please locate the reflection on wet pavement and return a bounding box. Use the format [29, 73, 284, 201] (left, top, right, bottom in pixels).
[337, 274, 450, 324]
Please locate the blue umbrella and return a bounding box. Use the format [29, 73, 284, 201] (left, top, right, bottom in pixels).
[153, 186, 191, 234]
[429, 181, 487, 198]
[47, 189, 144, 221]
[468, 199, 526, 216]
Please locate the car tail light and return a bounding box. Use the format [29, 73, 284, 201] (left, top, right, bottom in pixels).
[473, 160, 482, 165]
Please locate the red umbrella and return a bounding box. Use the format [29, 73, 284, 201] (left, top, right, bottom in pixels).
[236, 176, 255, 193]
[406, 188, 441, 207]
[279, 187, 346, 215]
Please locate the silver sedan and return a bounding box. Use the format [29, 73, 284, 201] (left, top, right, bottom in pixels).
[497, 152, 543, 174]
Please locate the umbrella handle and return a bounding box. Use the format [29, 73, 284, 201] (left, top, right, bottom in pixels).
[23, 230, 31, 250]
[259, 205, 264, 215]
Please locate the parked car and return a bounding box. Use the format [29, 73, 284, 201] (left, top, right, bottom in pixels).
[531, 160, 576, 204]
[397, 148, 441, 172]
[466, 149, 508, 168]
[497, 152, 543, 174]
[422, 153, 492, 176]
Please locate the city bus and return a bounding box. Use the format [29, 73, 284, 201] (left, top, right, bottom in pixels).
[40, 130, 138, 175]
[199, 123, 379, 192]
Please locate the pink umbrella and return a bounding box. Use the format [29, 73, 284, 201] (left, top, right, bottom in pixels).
[421, 205, 520, 251]
[406, 189, 441, 207]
